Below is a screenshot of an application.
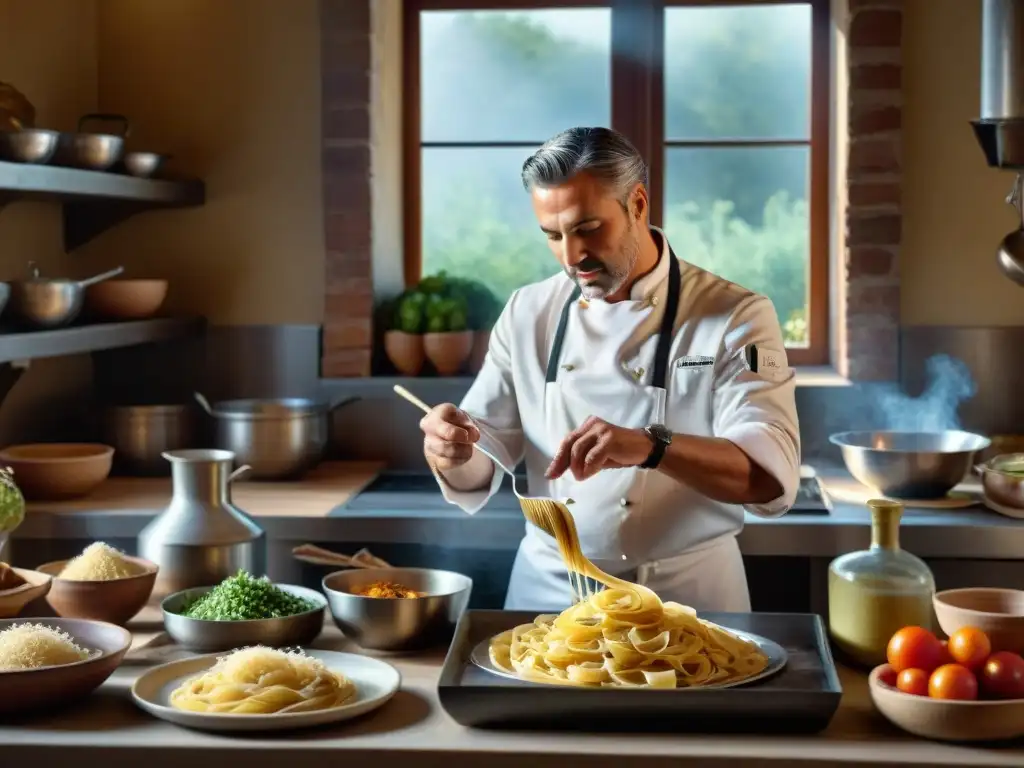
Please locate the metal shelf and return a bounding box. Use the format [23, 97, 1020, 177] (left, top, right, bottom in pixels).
[0, 161, 205, 251]
[0, 317, 204, 364]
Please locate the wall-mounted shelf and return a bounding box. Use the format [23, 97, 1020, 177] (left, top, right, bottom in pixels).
[0, 317, 204, 364]
[0, 161, 205, 251]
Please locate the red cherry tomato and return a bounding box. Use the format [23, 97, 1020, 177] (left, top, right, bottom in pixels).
[947, 626, 992, 671]
[887, 626, 945, 674]
[928, 663, 979, 700]
[896, 667, 930, 696]
[979, 651, 1024, 699]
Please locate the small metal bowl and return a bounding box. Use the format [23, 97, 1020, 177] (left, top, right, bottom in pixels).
[322, 567, 472, 652]
[161, 583, 326, 652]
[122, 151, 168, 178]
[977, 452, 1024, 510]
[0, 128, 60, 164]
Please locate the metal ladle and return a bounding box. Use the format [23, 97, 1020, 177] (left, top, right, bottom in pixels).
[998, 174, 1024, 286]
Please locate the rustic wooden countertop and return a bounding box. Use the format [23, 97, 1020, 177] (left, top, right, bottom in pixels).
[1, 607, 1021, 768]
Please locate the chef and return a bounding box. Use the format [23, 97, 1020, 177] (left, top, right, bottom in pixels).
[420, 126, 800, 613]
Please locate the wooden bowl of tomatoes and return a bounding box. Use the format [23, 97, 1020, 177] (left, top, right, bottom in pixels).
[870, 625, 1024, 742]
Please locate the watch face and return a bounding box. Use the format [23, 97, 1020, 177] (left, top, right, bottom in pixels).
[647, 424, 671, 444]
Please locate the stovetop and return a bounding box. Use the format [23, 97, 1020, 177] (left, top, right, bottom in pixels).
[348, 470, 831, 513]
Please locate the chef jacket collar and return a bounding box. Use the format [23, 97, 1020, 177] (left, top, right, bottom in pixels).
[627, 226, 672, 302]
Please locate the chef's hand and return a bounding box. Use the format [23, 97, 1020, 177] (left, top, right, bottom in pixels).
[420, 403, 481, 472]
[545, 416, 652, 481]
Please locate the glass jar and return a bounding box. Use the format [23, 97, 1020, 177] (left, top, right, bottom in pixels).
[827, 499, 936, 668]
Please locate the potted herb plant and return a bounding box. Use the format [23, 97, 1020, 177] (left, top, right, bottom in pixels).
[418, 272, 473, 375]
[383, 290, 428, 376]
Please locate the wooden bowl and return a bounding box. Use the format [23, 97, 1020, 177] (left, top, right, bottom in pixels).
[36, 555, 158, 626]
[85, 279, 168, 320]
[869, 664, 1024, 742]
[933, 588, 1024, 653]
[0, 567, 52, 618]
[0, 443, 114, 500]
[0, 617, 131, 715]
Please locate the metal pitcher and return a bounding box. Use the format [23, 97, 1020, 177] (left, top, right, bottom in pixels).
[138, 449, 266, 599]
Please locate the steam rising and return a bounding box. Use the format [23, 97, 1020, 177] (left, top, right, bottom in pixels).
[876, 354, 976, 432]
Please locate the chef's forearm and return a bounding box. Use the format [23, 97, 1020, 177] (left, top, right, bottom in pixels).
[657, 434, 783, 504]
[436, 451, 495, 493]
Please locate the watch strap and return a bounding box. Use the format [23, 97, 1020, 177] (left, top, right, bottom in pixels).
[640, 425, 670, 470]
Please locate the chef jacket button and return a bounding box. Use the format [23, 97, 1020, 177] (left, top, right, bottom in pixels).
[619, 498, 631, 508]
[650, 295, 659, 307]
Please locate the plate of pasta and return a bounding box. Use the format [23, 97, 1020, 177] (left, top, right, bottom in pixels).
[472, 497, 789, 690]
[131, 646, 400, 732]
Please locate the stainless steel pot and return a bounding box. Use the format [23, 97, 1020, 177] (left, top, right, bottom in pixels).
[830, 430, 992, 499]
[8, 263, 124, 328]
[976, 452, 1024, 509]
[54, 113, 129, 171]
[193, 392, 359, 480]
[103, 404, 196, 476]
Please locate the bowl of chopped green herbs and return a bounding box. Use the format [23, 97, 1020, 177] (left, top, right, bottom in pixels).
[161, 570, 326, 652]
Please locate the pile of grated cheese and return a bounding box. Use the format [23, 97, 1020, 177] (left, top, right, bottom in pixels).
[211, 645, 327, 684]
[59, 541, 144, 581]
[0, 622, 92, 671]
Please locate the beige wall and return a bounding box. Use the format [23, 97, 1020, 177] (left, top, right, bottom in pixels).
[902, 0, 1024, 325]
[84, 0, 324, 325]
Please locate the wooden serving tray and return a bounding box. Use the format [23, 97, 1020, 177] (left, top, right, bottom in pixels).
[24, 461, 384, 518]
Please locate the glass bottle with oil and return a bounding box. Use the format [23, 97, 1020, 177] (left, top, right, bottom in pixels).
[827, 499, 936, 668]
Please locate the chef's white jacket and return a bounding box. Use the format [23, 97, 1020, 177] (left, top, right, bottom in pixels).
[433, 227, 801, 612]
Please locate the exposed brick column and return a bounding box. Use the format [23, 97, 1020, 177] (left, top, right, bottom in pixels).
[843, 0, 903, 381]
[320, 0, 374, 377]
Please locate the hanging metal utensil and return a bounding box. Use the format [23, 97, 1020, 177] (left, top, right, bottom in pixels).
[997, 173, 1024, 286]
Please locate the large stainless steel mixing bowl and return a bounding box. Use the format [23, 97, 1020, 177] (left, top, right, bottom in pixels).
[830, 430, 992, 499]
[322, 567, 472, 651]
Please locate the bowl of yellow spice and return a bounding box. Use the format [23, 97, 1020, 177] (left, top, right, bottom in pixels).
[37, 542, 158, 626]
[161, 570, 326, 652]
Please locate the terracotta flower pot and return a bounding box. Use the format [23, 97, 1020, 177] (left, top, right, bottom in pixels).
[468, 330, 491, 373]
[424, 331, 474, 376]
[384, 330, 425, 376]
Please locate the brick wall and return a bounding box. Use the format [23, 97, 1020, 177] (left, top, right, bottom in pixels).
[319, 0, 905, 382]
[320, 0, 374, 378]
[843, 0, 903, 381]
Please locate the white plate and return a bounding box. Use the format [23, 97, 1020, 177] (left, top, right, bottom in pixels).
[131, 650, 401, 732]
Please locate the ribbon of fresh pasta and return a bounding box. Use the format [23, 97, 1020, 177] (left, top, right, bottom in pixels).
[489, 498, 769, 689]
[169, 646, 357, 714]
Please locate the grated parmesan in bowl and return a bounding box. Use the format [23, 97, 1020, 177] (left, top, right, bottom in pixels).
[58, 542, 147, 581]
[0, 622, 93, 671]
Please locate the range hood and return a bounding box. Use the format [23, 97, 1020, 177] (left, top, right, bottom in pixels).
[974, 0, 1024, 167]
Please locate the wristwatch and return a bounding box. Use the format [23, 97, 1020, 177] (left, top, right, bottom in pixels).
[641, 423, 672, 469]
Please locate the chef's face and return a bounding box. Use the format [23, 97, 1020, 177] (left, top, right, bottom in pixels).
[531, 173, 646, 301]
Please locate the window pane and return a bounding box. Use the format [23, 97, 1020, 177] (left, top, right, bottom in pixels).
[422, 147, 559, 303]
[420, 9, 611, 143]
[664, 5, 811, 141]
[662, 147, 810, 347]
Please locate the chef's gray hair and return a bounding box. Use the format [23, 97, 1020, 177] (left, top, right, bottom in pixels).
[521, 127, 648, 207]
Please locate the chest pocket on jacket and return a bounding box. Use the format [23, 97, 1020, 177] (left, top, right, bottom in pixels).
[665, 357, 715, 436]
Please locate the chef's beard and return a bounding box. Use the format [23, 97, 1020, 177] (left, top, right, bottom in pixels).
[571, 221, 641, 301]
